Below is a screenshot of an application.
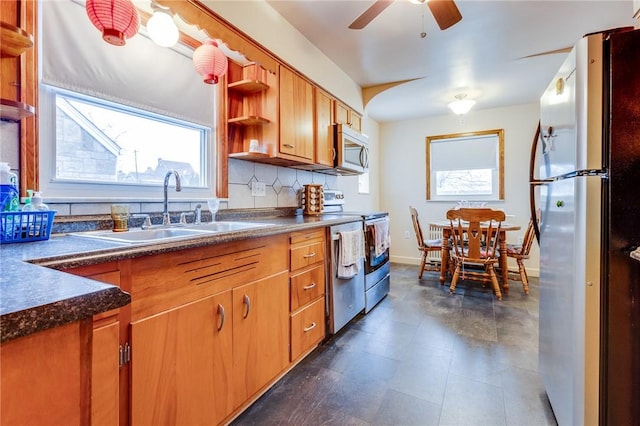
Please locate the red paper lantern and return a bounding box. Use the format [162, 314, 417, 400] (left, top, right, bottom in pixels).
[86, 0, 140, 46]
[193, 39, 228, 85]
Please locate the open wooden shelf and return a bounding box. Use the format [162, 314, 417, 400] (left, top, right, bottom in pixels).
[228, 151, 271, 160]
[0, 98, 35, 121]
[228, 116, 270, 126]
[228, 79, 269, 94]
[1, 21, 34, 58]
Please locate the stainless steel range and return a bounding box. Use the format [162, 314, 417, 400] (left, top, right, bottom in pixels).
[323, 190, 391, 315]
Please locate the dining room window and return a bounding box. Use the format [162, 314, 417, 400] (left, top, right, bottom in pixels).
[426, 129, 504, 201]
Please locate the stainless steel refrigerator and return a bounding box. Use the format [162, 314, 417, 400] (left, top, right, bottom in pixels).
[530, 27, 640, 426]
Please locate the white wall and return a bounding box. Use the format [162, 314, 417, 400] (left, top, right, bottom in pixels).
[379, 103, 541, 276]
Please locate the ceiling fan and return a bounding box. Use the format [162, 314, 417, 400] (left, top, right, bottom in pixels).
[348, 0, 462, 31]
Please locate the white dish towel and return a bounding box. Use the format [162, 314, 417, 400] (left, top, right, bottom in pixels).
[337, 229, 364, 279]
[372, 218, 391, 257]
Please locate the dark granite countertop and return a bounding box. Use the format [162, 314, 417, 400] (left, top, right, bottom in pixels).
[0, 214, 361, 343]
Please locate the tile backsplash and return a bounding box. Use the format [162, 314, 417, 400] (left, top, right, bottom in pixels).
[42, 158, 338, 216]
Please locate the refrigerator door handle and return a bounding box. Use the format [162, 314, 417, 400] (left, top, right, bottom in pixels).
[529, 121, 545, 244]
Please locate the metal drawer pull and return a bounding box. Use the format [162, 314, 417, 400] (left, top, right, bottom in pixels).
[303, 282, 316, 290]
[217, 304, 225, 331]
[303, 252, 316, 258]
[283, 143, 295, 149]
[243, 294, 251, 319]
[303, 322, 317, 332]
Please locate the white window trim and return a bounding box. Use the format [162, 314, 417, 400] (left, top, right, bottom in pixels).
[39, 85, 216, 203]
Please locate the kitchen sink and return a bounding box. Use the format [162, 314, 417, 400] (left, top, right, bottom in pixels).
[72, 227, 214, 244]
[185, 221, 272, 232]
[71, 221, 273, 244]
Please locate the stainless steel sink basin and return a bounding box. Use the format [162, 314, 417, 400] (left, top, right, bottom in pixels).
[72, 227, 214, 244]
[71, 222, 273, 244]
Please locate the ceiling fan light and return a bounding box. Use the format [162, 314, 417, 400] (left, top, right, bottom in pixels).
[147, 9, 179, 47]
[408, 0, 427, 4]
[448, 95, 476, 115]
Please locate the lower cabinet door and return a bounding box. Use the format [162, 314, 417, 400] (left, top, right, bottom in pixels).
[290, 297, 326, 361]
[131, 291, 233, 425]
[232, 271, 289, 408]
[92, 318, 120, 426]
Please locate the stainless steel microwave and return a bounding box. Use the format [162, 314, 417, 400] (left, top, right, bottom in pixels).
[334, 124, 369, 175]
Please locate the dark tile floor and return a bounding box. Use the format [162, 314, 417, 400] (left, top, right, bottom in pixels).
[232, 263, 557, 426]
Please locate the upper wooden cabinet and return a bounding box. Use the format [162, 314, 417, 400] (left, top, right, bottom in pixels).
[334, 100, 362, 133]
[279, 66, 314, 163]
[315, 88, 335, 168]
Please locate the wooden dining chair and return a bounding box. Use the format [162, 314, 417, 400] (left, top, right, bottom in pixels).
[506, 214, 538, 295]
[409, 206, 442, 279]
[446, 208, 506, 300]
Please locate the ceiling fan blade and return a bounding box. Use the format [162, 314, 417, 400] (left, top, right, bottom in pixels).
[519, 46, 573, 59]
[427, 0, 462, 30]
[348, 0, 394, 30]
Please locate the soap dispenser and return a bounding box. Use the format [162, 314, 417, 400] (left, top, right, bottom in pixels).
[30, 191, 49, 211]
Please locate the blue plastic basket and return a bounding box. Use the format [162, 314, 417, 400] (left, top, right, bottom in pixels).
[0, 211, 56, 244]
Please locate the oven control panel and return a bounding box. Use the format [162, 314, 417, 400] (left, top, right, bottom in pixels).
[323, 189, 345, 206]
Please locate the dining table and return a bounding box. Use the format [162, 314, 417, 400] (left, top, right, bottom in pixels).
[429, 220, 521, 293]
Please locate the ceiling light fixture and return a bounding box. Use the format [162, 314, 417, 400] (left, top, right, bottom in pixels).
[85, 0, 140, 46]
[147, 3, 179, 47]
[448, 94, 476, 115]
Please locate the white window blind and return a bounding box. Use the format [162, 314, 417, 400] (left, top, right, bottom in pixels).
[41, 0, 214, 127]
[430, 135, 498, 172]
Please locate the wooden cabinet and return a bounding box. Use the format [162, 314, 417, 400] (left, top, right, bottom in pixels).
[314, 88, 335, 168]
[129, 234, 289, 424]
[289, 229, 327, 362]
[1, 320, 92, 425]
[232, 271, 289, 407]
[64, 261, 128, 426]
[335, 100, 362, 133]
[131, 290, 233, 425]
[279, 65, 314, 162]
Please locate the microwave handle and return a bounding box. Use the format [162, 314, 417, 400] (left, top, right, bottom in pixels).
[360, 146, 369, 169]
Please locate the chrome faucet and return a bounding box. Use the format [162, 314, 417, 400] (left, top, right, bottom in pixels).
[194, 203, 202, 225]
[163, 170, 182, 225]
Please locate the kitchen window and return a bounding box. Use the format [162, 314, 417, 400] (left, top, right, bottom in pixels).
[38, 0, 216, 201]
[426, 129, 504, 201]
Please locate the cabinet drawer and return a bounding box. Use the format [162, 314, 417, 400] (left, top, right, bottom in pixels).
[290, 229, 324, 245]
[290, 240, 325, 271]
[290, 297, 325, 361]
[131, 234, 288, 320]
[290, 265, 325, 312]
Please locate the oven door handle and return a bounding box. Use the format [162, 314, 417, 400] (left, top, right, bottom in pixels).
[365, 218, 389, 226]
